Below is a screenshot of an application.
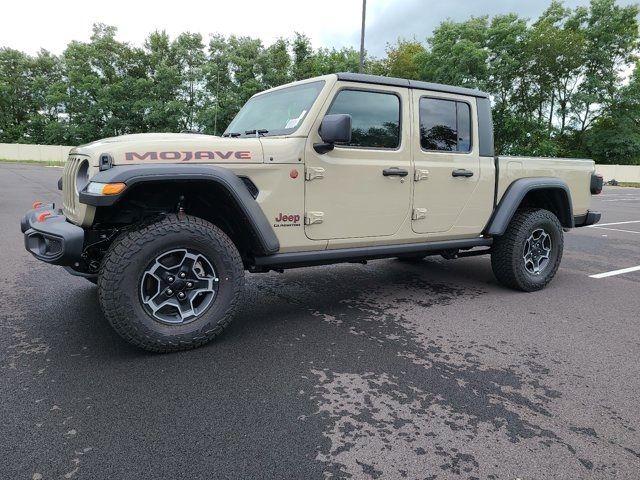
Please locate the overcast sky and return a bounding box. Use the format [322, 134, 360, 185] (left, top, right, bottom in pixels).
[1, 0, 638, 57]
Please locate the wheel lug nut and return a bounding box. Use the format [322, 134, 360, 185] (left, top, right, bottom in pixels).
[167, 276, 174, 283]
[186, 281, 193, 288]
[179, 272, 186, 279]
[166, 288, 173, 296]
[178, 292, 186, 299]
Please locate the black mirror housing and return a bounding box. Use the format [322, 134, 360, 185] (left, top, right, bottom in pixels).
[319, 114, 352, 144]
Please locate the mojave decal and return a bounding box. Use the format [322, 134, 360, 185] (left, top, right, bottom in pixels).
[125, 151, 252, 161]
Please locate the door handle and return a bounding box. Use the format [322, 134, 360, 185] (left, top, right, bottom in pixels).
[383, 168, 409, 177]
[452, 169, 474, 178]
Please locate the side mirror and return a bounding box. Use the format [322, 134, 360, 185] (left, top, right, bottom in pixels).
[314, 114, 352, 154]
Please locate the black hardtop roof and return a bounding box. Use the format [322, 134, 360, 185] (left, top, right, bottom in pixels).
[336, 72, 489, 99]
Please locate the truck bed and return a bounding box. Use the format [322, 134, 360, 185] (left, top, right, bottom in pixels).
[496, 156, 596, 217]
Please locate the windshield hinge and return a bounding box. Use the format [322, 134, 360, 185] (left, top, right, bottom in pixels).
[414, 169, 429, 181]
[305, 166, 325, 181]
[305, 211, 324, 225]
[412, 208, 427, 221]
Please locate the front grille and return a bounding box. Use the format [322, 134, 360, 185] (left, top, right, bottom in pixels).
[62, 156, 85, 223]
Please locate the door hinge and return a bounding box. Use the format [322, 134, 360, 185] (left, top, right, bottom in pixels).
[305, 167, 325, 181]
[412, 208, 427, 220]
[305, 211, 324, 225]
[414, 169, 430, 181]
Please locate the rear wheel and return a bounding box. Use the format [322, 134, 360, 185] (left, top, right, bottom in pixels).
[98, 214, 244, 352]
[491, 208, 563, 292]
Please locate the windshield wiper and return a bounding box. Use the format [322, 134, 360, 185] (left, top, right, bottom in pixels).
[222, 132, 241, 138]
[245, 129, 269, 137]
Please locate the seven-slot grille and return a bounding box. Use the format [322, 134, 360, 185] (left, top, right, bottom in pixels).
[62, 155, 85, 222]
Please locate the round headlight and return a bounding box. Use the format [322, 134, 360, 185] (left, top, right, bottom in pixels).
[75, 160, 90, 194]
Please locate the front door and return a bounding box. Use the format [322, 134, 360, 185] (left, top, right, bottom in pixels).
[411, 91, 481, 234]
[304, 85, 412, 240]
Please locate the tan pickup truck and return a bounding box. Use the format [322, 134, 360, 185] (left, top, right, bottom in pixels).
[21, 73, 602, 352]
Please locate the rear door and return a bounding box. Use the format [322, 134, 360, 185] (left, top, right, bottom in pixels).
[411, 91, 481, 233]
[304, 84, 412, 240]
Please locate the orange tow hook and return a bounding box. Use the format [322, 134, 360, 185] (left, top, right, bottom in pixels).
[37, 211, 52, 223]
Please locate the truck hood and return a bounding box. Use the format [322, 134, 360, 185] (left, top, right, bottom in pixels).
[72, 133, 264, 165]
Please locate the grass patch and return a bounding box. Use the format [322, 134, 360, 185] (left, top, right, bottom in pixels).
[615, 182, 640, 188]
[0, 158, 65, 167]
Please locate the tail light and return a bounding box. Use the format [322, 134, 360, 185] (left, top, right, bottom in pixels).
[590, 173, 603, 195]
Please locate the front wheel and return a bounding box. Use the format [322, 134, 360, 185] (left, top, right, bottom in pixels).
[98, 215, 244, 352]
[491, 208, 564, 292]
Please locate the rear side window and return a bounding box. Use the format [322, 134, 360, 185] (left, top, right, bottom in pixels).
[419, 98, 471, 152]
[327, 90, 400, 149]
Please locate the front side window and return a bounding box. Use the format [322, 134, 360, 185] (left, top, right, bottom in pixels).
[419, 98, 471, 152]
[327, 89, 400, 149]
[225, 80, 325, 137]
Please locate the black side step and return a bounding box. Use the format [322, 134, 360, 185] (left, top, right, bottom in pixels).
[253, 238, 492, 270]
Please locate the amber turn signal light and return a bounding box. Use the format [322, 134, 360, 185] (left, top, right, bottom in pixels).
[102, 183, 126, 195]
[86, 182, 126, 195]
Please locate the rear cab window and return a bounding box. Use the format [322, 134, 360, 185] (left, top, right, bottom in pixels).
[327, 89, 401, 149]
[419, 97, 472, 153]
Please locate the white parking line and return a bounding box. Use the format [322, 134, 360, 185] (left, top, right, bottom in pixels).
[590, 265, 640, 279]
[587, 220, 640, 227]
[589, 226, 640, 234]
[598, 194, 640, 197]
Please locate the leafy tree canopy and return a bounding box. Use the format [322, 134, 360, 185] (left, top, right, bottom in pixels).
[0, 0, 637, 164]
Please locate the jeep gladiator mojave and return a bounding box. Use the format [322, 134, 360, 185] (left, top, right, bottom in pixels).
[21, 73, 603, 352]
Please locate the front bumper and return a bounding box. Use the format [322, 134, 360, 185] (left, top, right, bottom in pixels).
[21, 203, 85, 266]
[574, 210, 601, 227]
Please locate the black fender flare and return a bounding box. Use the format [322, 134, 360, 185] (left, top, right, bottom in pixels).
[79, 164, 280, 255]
[484, 177, 574, 236]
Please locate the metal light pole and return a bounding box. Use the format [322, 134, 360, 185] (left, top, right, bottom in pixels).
[359, 0, 366, 73]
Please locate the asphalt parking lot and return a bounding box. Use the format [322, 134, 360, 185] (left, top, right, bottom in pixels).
[1, 163, 639, 479]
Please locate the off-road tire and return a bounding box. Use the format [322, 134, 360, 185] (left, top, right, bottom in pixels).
[98, 214, 244, 352]
[491, 208, 563, 292]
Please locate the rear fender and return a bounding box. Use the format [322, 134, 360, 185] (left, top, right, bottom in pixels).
[485, 177, 573, 236]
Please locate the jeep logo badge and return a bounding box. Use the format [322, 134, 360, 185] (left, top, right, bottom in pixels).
[274, 213, 301, 227]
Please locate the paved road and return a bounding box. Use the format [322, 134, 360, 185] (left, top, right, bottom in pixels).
[1, 163, 639, 479]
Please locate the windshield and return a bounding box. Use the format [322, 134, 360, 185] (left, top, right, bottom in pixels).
[224, 80, 325, 137]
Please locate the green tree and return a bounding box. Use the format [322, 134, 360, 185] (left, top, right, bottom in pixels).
[64, 24, 151, 142]
[311, 47, 361, 76]
[385, 40, 425, 80]
[144, 30, 184, 133]
[291, 32, 314, 80]
[585, 63, 640, 164]
[259, 38, 291, 88]
[417, 17, 489, 88]
[569, 0, 639, 135]
[28, 50, 68, 144]
[0, 48, 33, 142]
[171, 32, 207, 132]
[0, 5, 637, 163]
